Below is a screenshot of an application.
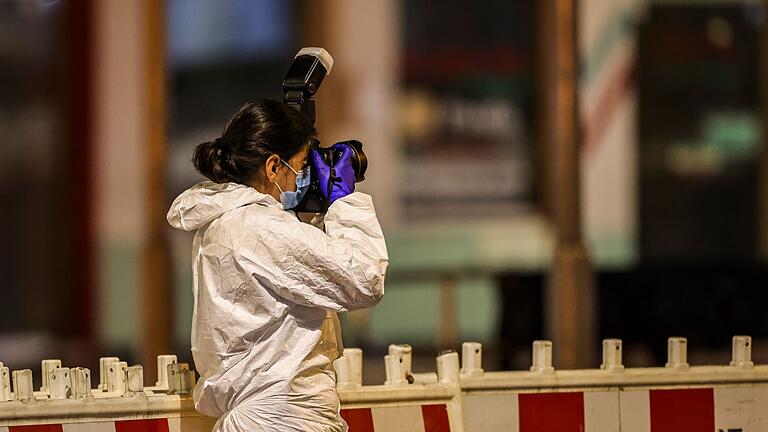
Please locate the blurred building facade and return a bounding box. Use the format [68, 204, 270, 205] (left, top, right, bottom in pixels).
[0, 0, 766, 381]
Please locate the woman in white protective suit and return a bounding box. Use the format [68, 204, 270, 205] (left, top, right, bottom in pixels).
[167, 99, 388, 432]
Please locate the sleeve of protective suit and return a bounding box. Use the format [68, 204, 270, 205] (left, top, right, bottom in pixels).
[235, 192, 389, 312]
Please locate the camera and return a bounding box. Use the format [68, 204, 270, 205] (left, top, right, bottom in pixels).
[281, 47, 368, 213]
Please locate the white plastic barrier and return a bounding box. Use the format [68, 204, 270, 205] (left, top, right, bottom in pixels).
[339, 381, 461, 432]
[337, 335, 768, 431]
[1, 337, 768, 432]
[0, 355, 215, 432]
[338, 347, 463, 431]
[460, 336, 768, 432]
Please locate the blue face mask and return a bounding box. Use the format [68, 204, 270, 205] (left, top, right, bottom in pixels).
[274, 160, 310, 210]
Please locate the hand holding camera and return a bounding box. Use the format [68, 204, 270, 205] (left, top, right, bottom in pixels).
[310, 141, 362, 204]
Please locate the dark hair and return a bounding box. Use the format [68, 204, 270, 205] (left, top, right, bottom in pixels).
[193, 99, 316, 184]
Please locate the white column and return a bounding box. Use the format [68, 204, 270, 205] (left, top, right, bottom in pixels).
[312, 0, 401, 230]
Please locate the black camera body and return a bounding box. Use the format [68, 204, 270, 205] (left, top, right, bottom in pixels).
[282, 48, 367, 213]
[294, 139, 368, 213]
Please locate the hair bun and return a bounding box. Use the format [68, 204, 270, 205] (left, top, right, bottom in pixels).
[212, 137, 225, 157]
[193, 138, 234, 183]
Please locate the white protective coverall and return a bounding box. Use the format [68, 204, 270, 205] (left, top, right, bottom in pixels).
[167, 181, 388, 432]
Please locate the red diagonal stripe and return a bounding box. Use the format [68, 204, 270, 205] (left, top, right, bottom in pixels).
[650, 388, 714, 432]
[519, 392, 585, 432]
[10, 425, 63, 432]
[341, 408, 374, 432]
[114, 419, 169, 432]
[422, 404, 451, 432]
[582, 53, 636, 153]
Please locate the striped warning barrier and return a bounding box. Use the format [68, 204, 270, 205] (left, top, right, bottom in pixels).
[340, 401, 452, 432]
[334, 336, 768, 431]
[337, 348, 464, 432]
[0, 355, 216, 432]
[460, 386, 768, 431]
[1, 336, 767, 432]
[457, 336, 768, 432]
[0, 417, 215, 432]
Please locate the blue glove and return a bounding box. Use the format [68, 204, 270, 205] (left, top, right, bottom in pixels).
[309, 142, 357, 205]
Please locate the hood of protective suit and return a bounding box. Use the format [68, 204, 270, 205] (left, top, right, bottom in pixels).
[167, 181, 279, 231]
[168, 180, 388, 432]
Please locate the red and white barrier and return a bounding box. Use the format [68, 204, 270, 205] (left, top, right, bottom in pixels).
[335, 348, 462, 431]
[341, 404, 451, 432]
[0, 416, 215, 432]
[1, 336, 767, 432]
[458, 336, 768, 432]
[461, 386, 768, 432]
[0, 355, 214, 432]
